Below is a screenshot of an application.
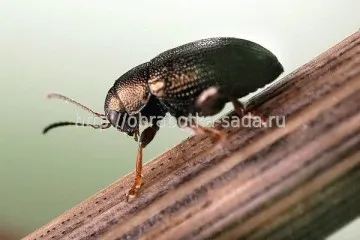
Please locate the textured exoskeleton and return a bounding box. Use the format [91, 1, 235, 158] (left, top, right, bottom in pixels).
[105, 38, 283, 135]
[44, 37, 284, 201]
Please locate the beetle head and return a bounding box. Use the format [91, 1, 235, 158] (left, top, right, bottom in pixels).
[43, 63, 150, 141]
[104, 63, 151, 138]
[104, 87, 141, 138]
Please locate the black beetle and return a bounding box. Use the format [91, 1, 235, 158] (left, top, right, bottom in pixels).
[43, 37, 283, 201]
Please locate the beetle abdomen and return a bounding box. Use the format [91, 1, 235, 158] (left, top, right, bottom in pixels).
[148, 38, 283, 117]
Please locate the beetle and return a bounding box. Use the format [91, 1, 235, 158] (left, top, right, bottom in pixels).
[43, 37, 284, 201]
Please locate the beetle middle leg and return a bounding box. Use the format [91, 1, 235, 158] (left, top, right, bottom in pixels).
[231, 98, 268, 123]
[126, 124, 159, 202]
[195, 86, 227, 117]
[178, 117, 226, 143]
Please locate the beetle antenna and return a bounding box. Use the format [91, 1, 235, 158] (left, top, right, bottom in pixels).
[43, 121, 111, 134]
[47, 93, 107, 120]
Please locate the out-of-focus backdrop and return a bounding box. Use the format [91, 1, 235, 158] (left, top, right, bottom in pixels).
[1, 0, 360, 238]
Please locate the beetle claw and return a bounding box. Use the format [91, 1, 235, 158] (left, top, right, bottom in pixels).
[126, 178, 144, 202]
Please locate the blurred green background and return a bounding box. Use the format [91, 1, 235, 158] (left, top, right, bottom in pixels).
[1, 0, 360, 238]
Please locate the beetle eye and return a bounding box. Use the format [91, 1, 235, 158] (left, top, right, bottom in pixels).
[107, 110, 138, 135]
[108, 110, 121, 128]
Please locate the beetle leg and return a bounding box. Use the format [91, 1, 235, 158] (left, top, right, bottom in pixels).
[126, 124, 159, 202]
[195, 86, 226, 117]
[126, 143, 144, 202]
[179, 118, 226, 143]
[189, 124, 225, 143]
[231, 99, 268, 123]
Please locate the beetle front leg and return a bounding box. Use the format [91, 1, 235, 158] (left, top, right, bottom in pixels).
[126, 124, 159, 202]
